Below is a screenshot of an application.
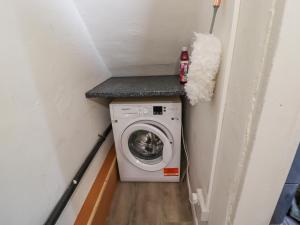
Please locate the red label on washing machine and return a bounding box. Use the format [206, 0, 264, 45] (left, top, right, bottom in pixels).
[164, 168, 179, 176]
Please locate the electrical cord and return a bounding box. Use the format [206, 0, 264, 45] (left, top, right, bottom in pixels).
[181, 124, 190, 179]
[181, 123, 198, 205]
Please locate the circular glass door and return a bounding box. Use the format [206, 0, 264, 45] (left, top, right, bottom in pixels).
[128, 130, 163, 164]
[121, 123, 172, 171]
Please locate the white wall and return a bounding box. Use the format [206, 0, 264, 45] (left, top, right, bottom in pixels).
[184, 1, 298, 225]
[73, 0, 202, 76]
[184, 0, 237, 221]
[231, 0, 300, 224]
[209, 0, 292, 225]
[0, 1, 112, 225]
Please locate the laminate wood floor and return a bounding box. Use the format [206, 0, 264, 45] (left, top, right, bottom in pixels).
[105, 182, 193, 225]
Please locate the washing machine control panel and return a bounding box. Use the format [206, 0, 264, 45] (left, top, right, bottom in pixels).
[111, 103, 180, 120]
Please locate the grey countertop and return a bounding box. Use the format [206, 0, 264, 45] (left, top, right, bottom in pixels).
[85, 75, 186, 98]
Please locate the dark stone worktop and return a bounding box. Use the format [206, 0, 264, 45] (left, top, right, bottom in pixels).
[85, 75, 185, 98]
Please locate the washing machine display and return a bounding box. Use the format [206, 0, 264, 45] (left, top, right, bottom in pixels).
[153, 106, 163, 115]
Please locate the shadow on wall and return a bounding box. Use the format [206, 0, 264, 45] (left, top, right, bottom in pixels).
[74, 0, 202, 76]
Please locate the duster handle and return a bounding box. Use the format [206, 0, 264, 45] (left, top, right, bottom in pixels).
[213, 0, 222, 7]
[210, 0, 222, 33]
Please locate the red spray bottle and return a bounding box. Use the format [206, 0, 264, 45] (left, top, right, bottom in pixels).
[179, 47, 189, 84]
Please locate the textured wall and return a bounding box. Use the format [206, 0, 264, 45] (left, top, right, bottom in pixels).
[0, 1, 112, 224]
[74, 0, 202, 76]
[209, 0, 288, 225]
[231, 0, 300, 224]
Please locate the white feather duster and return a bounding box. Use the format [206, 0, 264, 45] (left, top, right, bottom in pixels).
[185, 33, 222, 105]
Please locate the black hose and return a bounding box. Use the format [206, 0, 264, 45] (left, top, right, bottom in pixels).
[44, 124, 112, 225]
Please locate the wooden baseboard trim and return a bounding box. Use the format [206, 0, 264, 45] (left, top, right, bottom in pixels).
[74, 146, 118, 225]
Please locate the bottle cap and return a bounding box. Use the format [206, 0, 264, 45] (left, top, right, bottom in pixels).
[182, 46, 188, 51]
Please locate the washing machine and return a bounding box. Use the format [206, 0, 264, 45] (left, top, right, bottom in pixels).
[110, 97, 182, 182]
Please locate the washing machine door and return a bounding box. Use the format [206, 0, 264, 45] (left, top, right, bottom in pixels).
[121, 122, 173, 171]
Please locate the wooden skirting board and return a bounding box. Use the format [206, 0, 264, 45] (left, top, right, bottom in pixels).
[74, 146, 118, 225]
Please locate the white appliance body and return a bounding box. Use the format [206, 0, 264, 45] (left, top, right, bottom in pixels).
[110, 97, 182, 182]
